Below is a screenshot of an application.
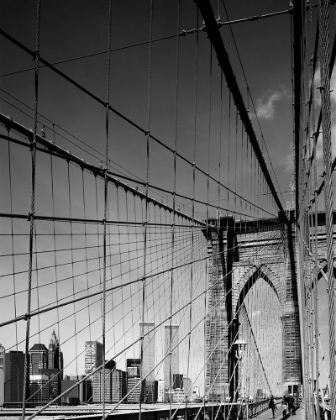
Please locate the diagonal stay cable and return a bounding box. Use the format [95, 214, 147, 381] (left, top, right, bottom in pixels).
[240, 303, 272, 392]
[0, 29, 276, 217]
[194, 0, 287, 221]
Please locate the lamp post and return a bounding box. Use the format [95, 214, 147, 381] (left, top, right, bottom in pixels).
[233, 339, 248, 419]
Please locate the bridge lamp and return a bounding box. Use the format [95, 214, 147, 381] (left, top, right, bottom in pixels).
[234, 339, 247, 360]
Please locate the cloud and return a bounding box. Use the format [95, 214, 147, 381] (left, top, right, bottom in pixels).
[279, 69, 336, 176]
[283, 151, 294, 173]
[254, 88, 288, 120]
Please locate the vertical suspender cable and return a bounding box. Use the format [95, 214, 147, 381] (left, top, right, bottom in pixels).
[318, 1, 336, 417]
[102, 2, 112, 417]
[7, 135, 20, 386]
[311, 14, 321, 414]
[186, 5, 199, 415]
[140, 1, 154, 418]
[169, 2, 180, 417]
[22, 1, 41, 417]
[67, 163, 79, 377]
[302, 5, 312, 415]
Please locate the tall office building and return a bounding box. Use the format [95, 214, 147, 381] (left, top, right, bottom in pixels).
[28, 344, 48, 375]
[84, 341, 104, 402]
[29, 374, 49, 404]
[139, 322, 155, 382]
[127, 377, 146, 403]
[4, 351, 25, 404]
[157, 379, 164, 402]
[47, 330, 63, 397]
[126, 359, 145, 403]
[0, 344, 5, 406]
[48, 330, 63, 373]
[164, 324, 179, 394]
[139, 322, 157, 403]
[84, 341, 103, 374]
[92, 363, 126, 404]
[61, 375, 88, 405]
[173, 374, 183, 389]
[126, 358, 141, 377]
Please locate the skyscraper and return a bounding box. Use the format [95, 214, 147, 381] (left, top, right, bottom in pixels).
[48, 330, 63, 374]
[126, 359, 145, 403]
[164, 324, 179, 394]
[84, 341, 103, 374]
[4, 351, 25, 404]
[47, 330, 64, 397]
[92, 360, 126, 404]
[84, 341, 104, 402]
[139, 322, 155, 382]
[28, 344, 48, 375]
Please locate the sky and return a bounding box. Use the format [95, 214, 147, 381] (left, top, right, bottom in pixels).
[0, 0, 335, 399]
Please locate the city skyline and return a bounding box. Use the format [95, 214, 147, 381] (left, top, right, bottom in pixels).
[0, 0, 335, 415]
[0, 321, 189, 381]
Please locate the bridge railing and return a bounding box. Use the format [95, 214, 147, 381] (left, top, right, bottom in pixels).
[204, 398, 281, 420]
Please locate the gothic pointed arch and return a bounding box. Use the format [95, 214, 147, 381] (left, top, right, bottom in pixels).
[233, 264, 285, 317]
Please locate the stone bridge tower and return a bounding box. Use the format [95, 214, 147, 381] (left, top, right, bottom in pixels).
[202, 213, 302, 401]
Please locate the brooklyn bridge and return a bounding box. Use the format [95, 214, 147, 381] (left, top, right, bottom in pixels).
[0, 1, 335, 420]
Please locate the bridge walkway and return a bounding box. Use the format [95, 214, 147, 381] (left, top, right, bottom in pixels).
[254, 404, 305, 420]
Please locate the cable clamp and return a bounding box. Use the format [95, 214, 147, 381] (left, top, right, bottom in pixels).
[24, 313, 31, 321]
[30, 139, 37, 150]
[316, 85, 325, 91]
[27, 212, 34, 221]
[144, 130, 150, 136]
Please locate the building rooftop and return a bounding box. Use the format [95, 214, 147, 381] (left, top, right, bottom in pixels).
[29, 344, 48, 352]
